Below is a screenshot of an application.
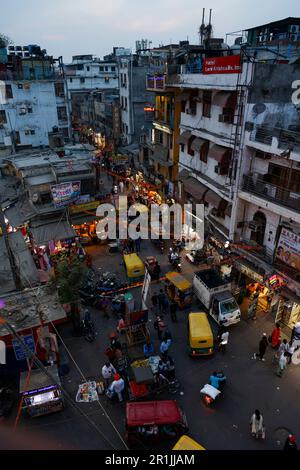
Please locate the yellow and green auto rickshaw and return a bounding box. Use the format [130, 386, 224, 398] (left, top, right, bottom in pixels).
[124, 253, 145, 284]
[187, 312, 214, 357]
[165, 272, 193, 309]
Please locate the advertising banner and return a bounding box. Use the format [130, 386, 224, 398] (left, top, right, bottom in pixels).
[51, 182, 81, 208]
[203, 55, 242, 74]
[276, 227, 300, 270]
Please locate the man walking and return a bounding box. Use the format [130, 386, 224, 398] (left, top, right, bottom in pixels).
[158, 289, 168, 314]
[253, 333, 268, 361]
[152, 261, 161, 281]
[276, 351, 288, 377]
[101, 361, 116, 389]
[151, 292, 159, 314]
[170, 300, 178, 322]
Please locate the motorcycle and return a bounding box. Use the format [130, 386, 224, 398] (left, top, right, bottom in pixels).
[200, 372, 226, 407]
[169, 249, 182, 272]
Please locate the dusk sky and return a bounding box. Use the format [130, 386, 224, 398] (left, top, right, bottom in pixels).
[1, 0, 299, 62]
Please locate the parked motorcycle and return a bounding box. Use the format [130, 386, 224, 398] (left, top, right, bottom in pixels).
[80, 310, 96, 342]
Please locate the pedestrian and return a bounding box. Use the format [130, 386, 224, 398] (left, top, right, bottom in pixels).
[218, 330, 229, 352]
[125, 178, 130, 190]
[152, 261, 161, 281]
[160, 338, 171, 357]
[128, 238, 135, 253]
[276, 351, 288, 377]
[286, 340, 295, 365]
[254, 333, 268, 361]
[143, 340, 154, 358]
[283, 434, 298, 450]
[119, 180, 124, 193]
[169, 300, 178, 322]
[151, 292, 159, 313]
[291, 322, 300, 349]
[217, 324, 226, 343]
[270, 322, 281, 349]
[101, 361, 116, 389]
[135, 236, 141, 253]
[250, 410, 265, 439]
[154, 315, 166, 340]
[277, 339, 288, 359]
[109, 373, 125, 402]
[110, 332, 122, 351]
[158, 289, 168, 314]
[166, 356, 175, 382]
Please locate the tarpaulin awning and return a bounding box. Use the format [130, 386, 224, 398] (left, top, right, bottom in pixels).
[177, 130, 191, 145]
[4, 200, 37, 228]
[178, 169, 190, 181]
[209, 144, 231, 163]
[205, 190, 228, 210]
[213, 91, 237, 108]
[71, 214, 97, 225]
[183, 177, 209, 201]
[191, 137, 207, 153]
[30, 221, 76, 245]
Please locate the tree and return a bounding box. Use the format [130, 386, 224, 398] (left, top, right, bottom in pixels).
[0, 34, 13, 49]
[48, 256, 86, 333]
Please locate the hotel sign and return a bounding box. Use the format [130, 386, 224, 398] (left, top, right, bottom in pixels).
[203, 55, 242, 74]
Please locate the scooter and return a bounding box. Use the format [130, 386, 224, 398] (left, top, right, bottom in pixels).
[200, 373, 226, 407]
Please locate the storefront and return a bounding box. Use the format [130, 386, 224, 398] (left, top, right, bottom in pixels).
[273, 287, 300, 339]
[233, 259, 270, 313]
[69, 200, 103, 245]
[20, 365, 63, 418]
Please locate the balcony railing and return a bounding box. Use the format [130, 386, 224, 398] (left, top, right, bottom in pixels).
[242, 173, 300, 212]
[248, 123, 300, 152]
[146, 74, 165, 90]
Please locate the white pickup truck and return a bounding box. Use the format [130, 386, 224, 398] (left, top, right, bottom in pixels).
[193, 269, 241, 326]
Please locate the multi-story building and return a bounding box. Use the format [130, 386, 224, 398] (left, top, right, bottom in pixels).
[0, 44, 71, 156]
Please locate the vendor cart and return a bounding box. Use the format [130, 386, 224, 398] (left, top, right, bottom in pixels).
[19, 365, 63, 418]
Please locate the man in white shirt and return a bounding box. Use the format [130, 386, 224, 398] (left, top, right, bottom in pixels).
[110, 374, 125, 402]
[101, 362, 116, 388]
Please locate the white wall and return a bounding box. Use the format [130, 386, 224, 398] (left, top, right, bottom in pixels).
[0, 81, 67, 148]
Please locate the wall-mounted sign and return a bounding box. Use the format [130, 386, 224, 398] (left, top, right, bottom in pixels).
[51, 182, 81, 208]
[203, 55, 242, 74]
[12, 334, 35, 361]
[276, 227, 300, 270]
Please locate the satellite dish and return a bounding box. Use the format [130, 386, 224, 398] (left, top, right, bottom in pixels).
[252, 103, 266, 115]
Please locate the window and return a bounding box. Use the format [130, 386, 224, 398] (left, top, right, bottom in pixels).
[30, 130, 35, 135]
[125, 97, 128, 110]
[59, 127, 70, 138]
[188, 98, 197, 115]
[111, 66, 116, 72]
[86, 66, 90, 71]
[0, 110, 7, 124]
[27, 108, 33, 114]
[222, 107, 235, 124]
[105, 66, 108, 72]
[181, 100, 186, 113]
[202, 90, 212, 118]
[187, 136, 196, 156]
[125, 124, 128, 135]
[77, 64, 84, 70]
[180, 144, 185, 153]
[55, 82, 65, 97]
[200, 141, 209, 163]
[5, 84, 13, 100]
[15, 131, 20, 144]
[57, 106, 68, 122]
[99, 66, 104, 72]
[70, 78, 73, 83]
[80, 78, 85, 83]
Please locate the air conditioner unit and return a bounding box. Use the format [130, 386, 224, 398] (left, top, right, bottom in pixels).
[248, 221, 262, 232]
[19, 108, 27, 115]
[289, 25, 300, 34]
[290, 34, 298, 42]
[214, 165, 222, 175]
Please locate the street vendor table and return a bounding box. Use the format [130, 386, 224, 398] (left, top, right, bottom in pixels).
[133, 365, 154, 385]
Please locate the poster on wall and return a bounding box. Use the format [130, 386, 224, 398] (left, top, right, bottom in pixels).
[51, 182, 81, 208]
[276, 227, 300, 270]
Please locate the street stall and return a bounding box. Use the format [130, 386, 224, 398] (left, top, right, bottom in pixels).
[128, 356, 162, 401]
[165, 272, 193, 309]
[19, 365, 63, 418]
[273, 287, 300, 340]
[125, 309, 150, 347]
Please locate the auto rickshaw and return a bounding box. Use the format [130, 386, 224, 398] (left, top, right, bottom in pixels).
[187, 312, 214, 356]
[172, 435, 205, 450]
[165, 272, 193, 309]
[123, 253, 145, 284]
[125, 400, 188, 446]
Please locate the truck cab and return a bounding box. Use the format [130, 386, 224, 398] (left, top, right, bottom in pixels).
[211, 292, 241, 326]
[193, 269, 241, 326]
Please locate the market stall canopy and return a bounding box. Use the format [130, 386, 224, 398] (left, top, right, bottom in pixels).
[205, 190, 228, 210]
[177, 130, 191, 145]
[9, 231, 39, 288]
[4, 200, 37, 228]
[183, 177, 208, 201]
[30, 220, 75, 245]
[20, 365, 61, 394]
[209, 144, 232, 163]
[0, 237, 16, 294]
[213, 91, 237, 108]
[191, 137, 208, 153]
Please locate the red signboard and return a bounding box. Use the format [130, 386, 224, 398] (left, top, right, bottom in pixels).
[203, 55, 242, 74]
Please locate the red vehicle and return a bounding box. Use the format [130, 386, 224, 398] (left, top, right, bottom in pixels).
[125, 400, 188, 446]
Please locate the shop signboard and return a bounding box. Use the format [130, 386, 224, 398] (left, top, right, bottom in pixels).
[234, 260, 264, 284]
[69, 200, 100, 214]
[276, 228, 300, 270]
[51, 182, 81, 208]
[12, 334, 35, 361]
[202, 55, 242, 74]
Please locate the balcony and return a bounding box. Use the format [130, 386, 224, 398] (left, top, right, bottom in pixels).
[242, 173, 300, 213]
[146, 74, 166, 91]
[247, 123, 300, 157]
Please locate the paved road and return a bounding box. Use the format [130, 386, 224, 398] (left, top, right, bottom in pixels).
[15, 238, 300, 450]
